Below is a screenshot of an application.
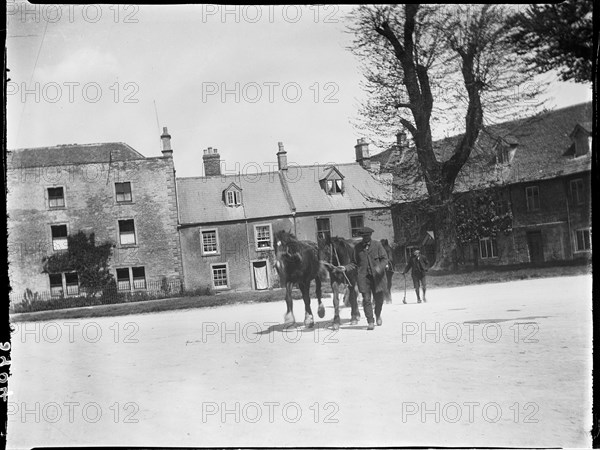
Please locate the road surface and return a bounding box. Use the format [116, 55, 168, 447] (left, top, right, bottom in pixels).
[7, 275, 592, 448]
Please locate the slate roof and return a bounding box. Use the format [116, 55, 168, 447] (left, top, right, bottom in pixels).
[282, 162, 392, 214]
[176, 162, 393, 225]
[371, 102, 593, 201]
[176, 172, 294, 225]
[8, 142, 145, 168]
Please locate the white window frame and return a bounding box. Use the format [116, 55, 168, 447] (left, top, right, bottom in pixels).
[325, 178, 343, 195]
[47, 186, 66, 209]
[201, 228, 220, 255]
[51, 224, 69, 251]
[569, 178, 584, 205]
[350, 214, 364, 237]
[116, 267, 132, 291]
[211, 262, 229, 290]
[226, 189, 241, 207]
[479, 237, 498, 259]
[254, 223, 273, 251]
[131, 266, 147, 290]
[64, 272, 80, 296]
[49, 273, 64, 298]
[525, 186, 540, 212]
[574, 228, 591, 253]
[316, 217, 332, 241]
[115, 181, 133, 203]
[118, 219, 137, 246]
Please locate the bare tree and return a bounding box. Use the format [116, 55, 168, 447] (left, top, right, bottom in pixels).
[348, 4, 545, 269]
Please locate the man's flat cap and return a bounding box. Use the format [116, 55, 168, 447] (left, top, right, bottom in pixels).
[357, 227, 375, 236]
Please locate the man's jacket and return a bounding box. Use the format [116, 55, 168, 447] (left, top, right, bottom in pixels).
[403, 254, 429, 277]
[353, 239, 389, 294]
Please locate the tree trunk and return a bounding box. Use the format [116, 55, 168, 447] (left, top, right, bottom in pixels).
[431, 200, 458, 271]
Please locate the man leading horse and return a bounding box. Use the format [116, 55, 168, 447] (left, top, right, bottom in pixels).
[340, 227, 389, 331]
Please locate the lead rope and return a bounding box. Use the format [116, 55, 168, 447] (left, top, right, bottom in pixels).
[332, 242, 353, 286]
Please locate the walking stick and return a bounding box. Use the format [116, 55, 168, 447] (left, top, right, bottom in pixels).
[403, 273, 407, 304]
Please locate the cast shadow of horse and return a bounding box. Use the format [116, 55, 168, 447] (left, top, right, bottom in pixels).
[273, 230, 328, 328]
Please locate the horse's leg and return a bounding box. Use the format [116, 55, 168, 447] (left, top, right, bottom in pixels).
[301, 282, 314, 328]
[283, 282, 295, 326]
[332, 280, 341, 330]
[316, 276, 325, 319]
[350, 281, 360, 325]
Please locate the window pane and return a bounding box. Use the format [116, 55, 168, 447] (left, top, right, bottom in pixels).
[119, 220, 136, 245]
[49, 274, 63, 297]
[256, 226, 271, 248]
[212, 265, 228, 287]
[65, 277, 79, 295]
[119, 220, 135, 233]
[335, 179, 343, 192]
[51, 225, 68, 238]
[132, 267, 146, 289]
[48, 187, 65, 207]
[115, 182, 132, 202]
[202, 231, 218, 253]
[116, 268, 131, 291]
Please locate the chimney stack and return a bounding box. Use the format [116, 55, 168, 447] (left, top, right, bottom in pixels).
[392, 129, 408, 161]
[203, 147, 221, 176]
[396, 130, 407, 148]
[355, 138, 371, 169]
[277, 141, 288, 171]
[161, 127, 173, 157]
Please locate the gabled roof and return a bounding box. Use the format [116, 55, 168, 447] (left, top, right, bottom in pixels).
[8, 142, 145, 168]
[282, 162, 392, 214]
[371, 102, 592, 201]
[319, 166, 345, 181]
[177, 172, 294, 224]
[177, 162, 393, 225]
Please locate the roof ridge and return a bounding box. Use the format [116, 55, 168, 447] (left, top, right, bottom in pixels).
[8, 141, 135, 152]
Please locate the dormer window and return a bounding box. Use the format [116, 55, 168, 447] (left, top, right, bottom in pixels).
[326, 179, 343, 194]
[495, 137, 517, 164]
[223, 183, 242, 207]
[320, 166, 345, 195]
[227, 190, 241, 206]
[566, 123, 591, 158]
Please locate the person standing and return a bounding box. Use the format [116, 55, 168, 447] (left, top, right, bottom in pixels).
[341, 227, 389, 330]
[403, 248, 429, 303]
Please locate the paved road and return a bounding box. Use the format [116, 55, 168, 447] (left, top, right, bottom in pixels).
[7, 275, 592, 448]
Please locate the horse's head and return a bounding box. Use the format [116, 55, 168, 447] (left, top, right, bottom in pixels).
[274, 229, 303, 265]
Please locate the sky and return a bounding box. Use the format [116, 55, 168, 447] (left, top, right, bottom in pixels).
[7, 3, 593, 179]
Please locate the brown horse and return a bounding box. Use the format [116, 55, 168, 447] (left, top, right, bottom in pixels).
[274, 230, 327, 327]
[319, 236, 360, 330]
[381, 239, 395, 304]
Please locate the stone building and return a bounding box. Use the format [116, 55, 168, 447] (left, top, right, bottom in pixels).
[7, 128, 183, 299]
[176, 141, 393, 292]
[371, 102, 592, 266]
